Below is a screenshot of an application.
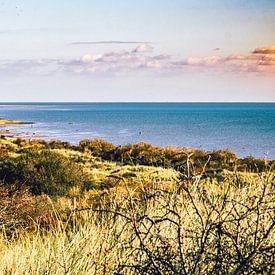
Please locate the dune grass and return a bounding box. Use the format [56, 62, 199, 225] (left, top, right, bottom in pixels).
[0, 137, 274, 274]
[0, 170, 273, 274]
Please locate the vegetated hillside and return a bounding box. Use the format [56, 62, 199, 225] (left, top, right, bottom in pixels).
[0, 136, 274, 274]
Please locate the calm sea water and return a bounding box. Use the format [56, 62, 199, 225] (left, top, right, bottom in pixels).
[0, 103, 274, 159]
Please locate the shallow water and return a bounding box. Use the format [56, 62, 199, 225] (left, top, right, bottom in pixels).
[0, 102, 274, 159]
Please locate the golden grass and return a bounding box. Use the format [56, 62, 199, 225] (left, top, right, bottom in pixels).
[0, 170, 273, 274]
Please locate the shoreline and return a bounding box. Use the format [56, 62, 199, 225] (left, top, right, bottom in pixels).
[0, 119, 35, 139]
[0, 116, 273, 160]
[0, 118, 34, 125]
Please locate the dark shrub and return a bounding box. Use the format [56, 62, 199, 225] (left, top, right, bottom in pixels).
[13, 138, 25, 147]
[208, 149, 238, 169]
[0, 150, 92, 195]
[239, 156, 267, 172]
[113, 143, 174, 166]
[78, 139, 271, 173]
[47, 140, 72, 149]
[78, 139, 116, 159]
[122, 172, 137, 178]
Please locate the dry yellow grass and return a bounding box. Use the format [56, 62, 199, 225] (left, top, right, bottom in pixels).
[0, 169, 273, 274]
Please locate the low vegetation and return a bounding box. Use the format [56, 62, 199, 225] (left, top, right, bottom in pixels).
[0, 136, 274, 274]
[78, 139, 272, 173]
[0, 149, 93, 195]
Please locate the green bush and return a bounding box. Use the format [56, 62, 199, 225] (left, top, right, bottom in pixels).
[79, 139, 116, 159]
[47, 140, 73, 150]
[13, 138, 25, 147]
[77, 139, 272, 173]
[239, 156, 268, 172]
[0, 150, 92, 196]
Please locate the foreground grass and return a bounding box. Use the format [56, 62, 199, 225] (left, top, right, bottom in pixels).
[0, 137, 274, 274]
[0, 171, 274, 274]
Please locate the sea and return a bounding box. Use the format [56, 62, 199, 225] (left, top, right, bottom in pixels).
[0, 103, 274, 159]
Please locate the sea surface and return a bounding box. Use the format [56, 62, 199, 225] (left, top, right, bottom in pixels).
[0, 103, 274, 159]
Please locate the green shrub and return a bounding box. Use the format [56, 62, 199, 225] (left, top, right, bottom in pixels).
[13, 138, 25, 147]
[239, 156, 267, 172]
[79, 139, 116, 159]
[0, 150, 92, 196]
[77, 139, 271, 173]
[47, 140, 73, 149]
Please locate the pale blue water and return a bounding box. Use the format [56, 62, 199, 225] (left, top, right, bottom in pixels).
[0, 103, 274, 159]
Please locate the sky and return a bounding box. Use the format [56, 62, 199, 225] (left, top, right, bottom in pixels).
[0, 0, 275, 102]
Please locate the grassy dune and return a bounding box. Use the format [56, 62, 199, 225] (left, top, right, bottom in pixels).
[0, 137, 274, 274]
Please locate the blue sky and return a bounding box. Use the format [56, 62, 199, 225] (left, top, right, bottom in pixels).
[0, 0, 274, 101]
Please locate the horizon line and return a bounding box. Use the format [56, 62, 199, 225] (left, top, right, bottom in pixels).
[0, 101, 274, 104]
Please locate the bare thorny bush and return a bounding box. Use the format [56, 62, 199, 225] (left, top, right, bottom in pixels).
[77, 154, 274, 274]
[0, 184, 54, 237]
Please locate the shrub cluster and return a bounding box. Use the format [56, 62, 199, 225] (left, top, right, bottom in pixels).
[0, 149, 92, 196]
[9, 138, 271, 173]
[78, 139, 272, 172]
[78, 138, 116, 158]
[47, 140, 73, 150]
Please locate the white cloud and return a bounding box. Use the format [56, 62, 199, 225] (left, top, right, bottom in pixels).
[81, 54, 102, 63]
[1, 45, 275, 77]
[132, 44, 154, 53]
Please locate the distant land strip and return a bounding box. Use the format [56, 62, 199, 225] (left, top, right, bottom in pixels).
[0, 119, 33, 125]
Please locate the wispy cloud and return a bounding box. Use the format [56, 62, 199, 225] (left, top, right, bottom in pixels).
[70, 41, 152, 45]
[1, 45, 274, 76]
